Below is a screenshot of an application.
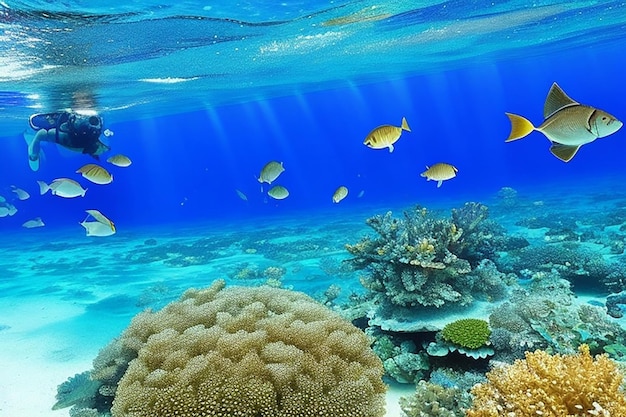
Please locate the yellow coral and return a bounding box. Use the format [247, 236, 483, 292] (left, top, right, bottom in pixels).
[417, 238, 435, 254]
[111, 280, 386, 417]
[467, 344, 626, 417]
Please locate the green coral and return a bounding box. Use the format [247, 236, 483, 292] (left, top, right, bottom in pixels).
[53, 372, 101, 411]
[442, 319, 490, 350]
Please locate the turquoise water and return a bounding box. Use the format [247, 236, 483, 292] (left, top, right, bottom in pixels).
[1, 1, 626, 416]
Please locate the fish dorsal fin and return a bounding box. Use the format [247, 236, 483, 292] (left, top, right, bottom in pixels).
[549, 143, 581, 162]
[544, 83, 579, 119]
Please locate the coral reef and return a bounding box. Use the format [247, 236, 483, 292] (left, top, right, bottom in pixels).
[53, 372, 101, 411]
[59, 280, 387, 417]
[495, 186, 518, 208]
[498, 240, 626, 297]
[372, 335, 430, 384]
[426, 332, 494, 360]
[466, 344, 626, 416]
[346, 203, 519, 309]
[399, 380, 470, 417]
[606, 291, 626, 318]
[428, 368, 486, 392]
[487, 275, 626, 360]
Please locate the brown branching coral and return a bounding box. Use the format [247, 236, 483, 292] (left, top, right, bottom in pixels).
[111, 280, 386, 417]
[466, 344, 626, 416]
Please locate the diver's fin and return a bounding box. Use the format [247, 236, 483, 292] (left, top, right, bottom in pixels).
[23, 130, 41, 171]
[543, 83, 579, 119]
[28, 156, 40, 171]
[550, 143, 580, 162]
[29, 112, 63, 131]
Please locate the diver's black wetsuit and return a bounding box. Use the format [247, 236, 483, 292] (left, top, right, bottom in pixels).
[62, 114, 105, 155]
[29, 112, 108, 157]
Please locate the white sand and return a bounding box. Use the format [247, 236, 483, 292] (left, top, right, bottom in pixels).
[0, 295, 411, 417]
[0, 298, 91, 417]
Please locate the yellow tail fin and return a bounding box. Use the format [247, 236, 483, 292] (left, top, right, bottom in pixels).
[401, 117, 411, 132]
[505, 113, 535, 142]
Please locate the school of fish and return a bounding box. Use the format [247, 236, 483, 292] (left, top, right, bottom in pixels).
[3, 82, 623, 234]
[2, 145, 132, 235]
[231, 82, 623, 210]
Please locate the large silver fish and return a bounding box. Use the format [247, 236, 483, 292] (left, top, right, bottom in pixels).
[38, 178, 87, 198]
[505, 83, 623, 162]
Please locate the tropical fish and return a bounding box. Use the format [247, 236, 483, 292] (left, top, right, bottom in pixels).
[363, 117, 411, 152]
[332, 186, 349, 203]
[235, 189, 248, 201]
[76, 164, 113, 185]
[0, 203, 17, 217]
[6, 203, 17, 216]
[38, 178, 87, 198]
[421, 163, 458, 188]
[80, 220, 116, 237]
[22, 217, 45, 228]
[505, 82, 623, 162]
[258, 161, 285, 184]
[267, 185, 289, 200]
[10, 186, 30, 200]
[106, 154, 132, 167]
[85, 209, 116, 232]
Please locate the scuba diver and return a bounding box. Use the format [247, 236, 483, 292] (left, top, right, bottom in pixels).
[25, 111, 111, 171]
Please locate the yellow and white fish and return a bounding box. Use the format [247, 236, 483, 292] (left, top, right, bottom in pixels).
[332, 186, 349, 203]
[85, 209, 116, 232]
[76, 164, 113, 185]
[363, 117, 411, 152]
[267, 185, 289, 200]
[80, 220, 116, 237]
[106, 154, 132, 167]
[421, 163, 458, 188]
[505, 82, 623, 162]
[10, 186, 30, 200]
[257, 161, 285, 185]
[22, 217, 45, 228]
[38, 178, 87, 198]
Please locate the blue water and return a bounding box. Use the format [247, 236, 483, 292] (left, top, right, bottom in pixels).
[1, 1, 626, 416]
[3, 43, 626, 227]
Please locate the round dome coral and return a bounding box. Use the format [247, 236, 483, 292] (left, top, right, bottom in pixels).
[111, 280, 387, 417]
[441, 318, 491, 350]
